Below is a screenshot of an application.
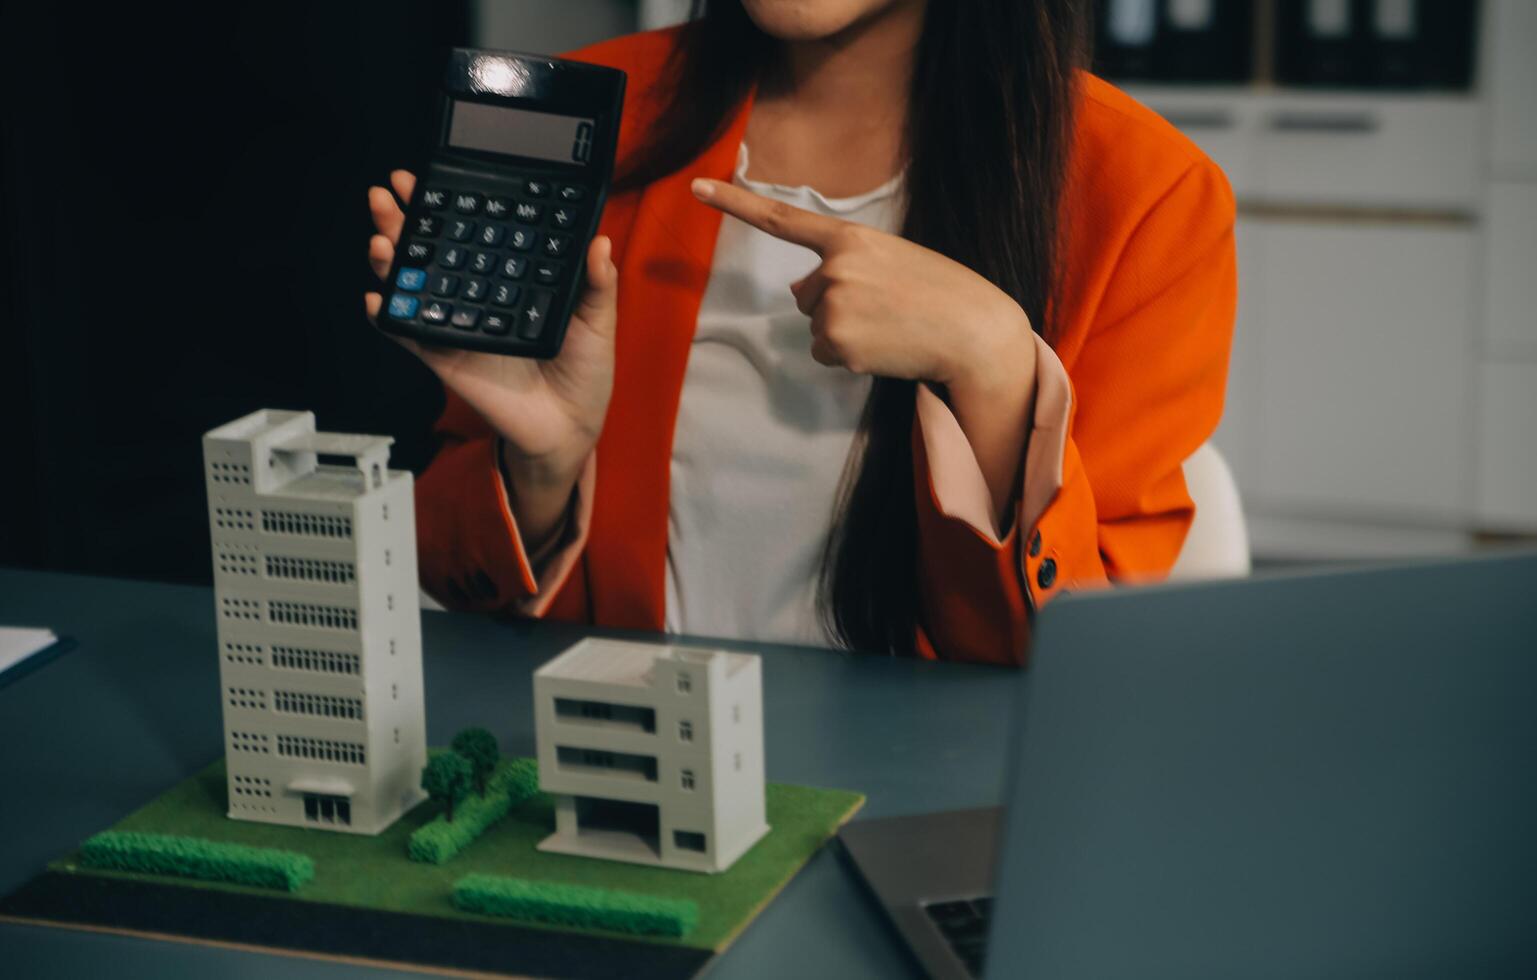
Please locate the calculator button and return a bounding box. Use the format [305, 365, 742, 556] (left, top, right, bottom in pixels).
[450, 307, 481, 330]
[462, 277, 489, 302]
[513, 201, 543, 223]
[421, 301, 451, 324]
[522, 179, 550, 198]
[557, 184, 586, 202]
[421, 188, 449, 210]
[386, 293, 420, 319]
[411, 214, 442, 237]
[477, 223, 507, 247]
[518, 290, 553, 340]
[469, 251, 497, 275]
[404, 240, 435, 264]
[542, 234, 572, 258]
[532, 261, 562, 286]
[447, 219, 475, 242]
[491, 283, 521, 308]
[482, 311, 514, 336]
[439, 246, 467, 270]
[509, 227, 537, 251]
[500, 256, 528, 280]
[430, 274, 460, 297]
[395, 267, 427, 292]
[454, 191, 483, 214]
[484, 196, 513, 220]
[550, 206, 577, 229]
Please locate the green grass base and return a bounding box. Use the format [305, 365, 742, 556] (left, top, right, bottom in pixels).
[47, 757, 863, 952]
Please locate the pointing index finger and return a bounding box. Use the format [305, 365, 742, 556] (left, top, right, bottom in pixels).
[692, 178, 844, 254]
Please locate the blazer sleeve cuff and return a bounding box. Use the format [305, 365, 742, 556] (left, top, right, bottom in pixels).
[914, 333, 1074, 545]
[495, 447, 596, 618]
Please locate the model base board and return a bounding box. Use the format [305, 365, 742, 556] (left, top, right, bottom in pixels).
[0, 757, 863, 979]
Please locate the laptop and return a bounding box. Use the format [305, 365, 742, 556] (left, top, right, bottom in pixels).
[840, 550, 1537, 979]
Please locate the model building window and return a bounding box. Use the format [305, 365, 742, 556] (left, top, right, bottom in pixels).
[681, 768, 696, 791]
[678, 719, 693, 742]
[676, 671, 692, 694]
[303, 793, 351, 826]
[674, 830, 707, 852]
[732, 703, 741, 724]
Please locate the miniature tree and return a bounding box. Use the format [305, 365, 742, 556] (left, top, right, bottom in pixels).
[452, 727, 501, 797]
[421, 752, 472, 822]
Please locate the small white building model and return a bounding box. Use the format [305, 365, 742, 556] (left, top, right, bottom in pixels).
[203, 409, 427, 835]
[533, 639, 769, 874]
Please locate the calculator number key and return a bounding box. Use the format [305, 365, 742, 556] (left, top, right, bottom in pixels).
[477, 223, 507, 247]
[469, 251, 497, 275]
[491, 283, 521, 308]
[500, 256, 528, 280]
[518, 290, 554, 340]
[446, 219, 475, 242]
[462, 277, 490, 303]
[430, 274, 460, 297]
[438, 245, 467, 270]
[509, 227, 537, 252]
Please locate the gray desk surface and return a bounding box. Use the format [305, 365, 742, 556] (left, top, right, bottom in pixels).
[0, 568, 1018, 979]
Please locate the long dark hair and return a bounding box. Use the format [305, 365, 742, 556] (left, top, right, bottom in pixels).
[620, 1, 1089, 656]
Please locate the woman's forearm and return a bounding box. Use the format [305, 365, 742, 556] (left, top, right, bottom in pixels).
[942, 311, 1039, 530]
[498, 439, 586, 556]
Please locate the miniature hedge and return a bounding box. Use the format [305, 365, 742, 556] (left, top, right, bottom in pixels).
[78, 830, 314, 892]
[408, 757, 540, 865]
[452, 873, 699, 938]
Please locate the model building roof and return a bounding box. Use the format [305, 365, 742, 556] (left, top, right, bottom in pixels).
[536, 638, 755, 688]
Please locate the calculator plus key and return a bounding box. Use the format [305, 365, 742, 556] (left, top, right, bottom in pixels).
[439, 245, 467, 270]
[518, 289, 554, 340]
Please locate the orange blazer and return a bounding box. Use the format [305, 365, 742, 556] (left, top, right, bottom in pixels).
[414, 28, 1237, 666]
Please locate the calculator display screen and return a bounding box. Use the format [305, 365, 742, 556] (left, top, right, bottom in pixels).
[447, 101, 597, 165]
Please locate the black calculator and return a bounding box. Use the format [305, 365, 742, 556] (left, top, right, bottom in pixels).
[379, 49, 625, 358]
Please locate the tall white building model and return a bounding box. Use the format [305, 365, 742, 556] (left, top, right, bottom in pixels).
[534, 639, 769, 874]
[203, 409, 427, 835]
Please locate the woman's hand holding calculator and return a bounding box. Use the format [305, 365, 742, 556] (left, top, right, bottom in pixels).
[366, 169, 617, 552]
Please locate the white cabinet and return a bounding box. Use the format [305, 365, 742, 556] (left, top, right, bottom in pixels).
[1475, 362, 1537, 530]
[1211, 220, 1265, 491]
[1251, 221, 1475, 521]
[1483, 182, 1537, 356]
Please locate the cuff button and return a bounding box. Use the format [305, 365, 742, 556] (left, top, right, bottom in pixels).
[1036, 557, 1057, 590]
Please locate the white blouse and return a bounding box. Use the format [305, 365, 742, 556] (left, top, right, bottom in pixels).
[664, 146, 905, 645]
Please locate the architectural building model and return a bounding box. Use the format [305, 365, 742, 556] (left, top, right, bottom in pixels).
[533, 639, 769, 874]
[203, 409, 427, 835]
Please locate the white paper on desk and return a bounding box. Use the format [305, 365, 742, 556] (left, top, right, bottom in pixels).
[0, 626, 59, 674]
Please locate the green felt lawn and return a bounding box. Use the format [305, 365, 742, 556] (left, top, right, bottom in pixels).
[47, 758, 863, 952]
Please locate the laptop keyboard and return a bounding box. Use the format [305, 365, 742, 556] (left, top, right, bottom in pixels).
[923, 897, 993, 978]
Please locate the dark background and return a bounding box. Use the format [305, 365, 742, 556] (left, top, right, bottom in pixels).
[1, 1, 473, 585]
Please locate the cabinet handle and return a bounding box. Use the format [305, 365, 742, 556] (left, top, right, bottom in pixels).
[1267, 112, 1380, 134]
[1157, 109, 1235, 131]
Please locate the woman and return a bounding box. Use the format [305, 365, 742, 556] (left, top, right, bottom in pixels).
[365, 0, 1235, 665]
